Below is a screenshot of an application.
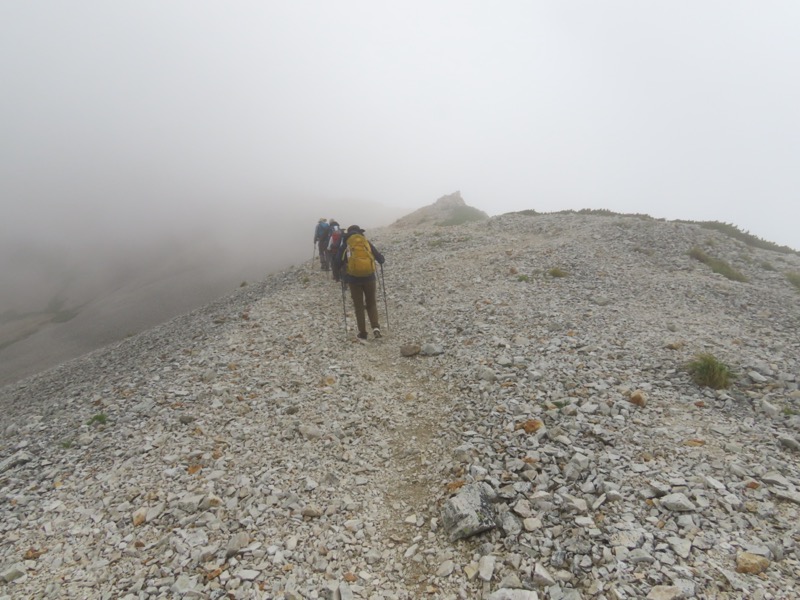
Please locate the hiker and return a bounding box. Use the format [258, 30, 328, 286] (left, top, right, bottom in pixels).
[327, 220, 344, 282]
[335, 225, 385, 340]
[313, 218, 331, 270]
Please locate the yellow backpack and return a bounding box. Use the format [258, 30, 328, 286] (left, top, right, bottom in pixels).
[345, 233, 376, 277]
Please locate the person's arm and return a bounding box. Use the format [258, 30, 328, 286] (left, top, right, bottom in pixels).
[370, 243, 385, 265]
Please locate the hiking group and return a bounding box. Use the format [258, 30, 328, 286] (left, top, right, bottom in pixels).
[312, 218, 386, 341]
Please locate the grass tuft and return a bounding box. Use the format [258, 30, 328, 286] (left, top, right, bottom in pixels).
[548, 267, 569, 278]
[786, 272, 800, 291]
[685, 353, 735, 389]
[87, 413, 108, 426]
[688, 221, 798, 255]
[688, 247, 748, 282]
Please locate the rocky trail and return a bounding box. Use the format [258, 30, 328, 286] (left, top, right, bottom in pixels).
[2, 212, 800, 599]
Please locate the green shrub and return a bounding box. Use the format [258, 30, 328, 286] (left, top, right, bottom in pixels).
[688, 247, 748, 282]
[548, 267, 569, 278]
[557, 208, 655, 220]
[685, 353, 735, 389]
[786, 272, 800, 291]
[517, 274, 530, 282]
[760, 261, 776, 271]
[87, 413, 108, 426]
[684, 220, 799, 255]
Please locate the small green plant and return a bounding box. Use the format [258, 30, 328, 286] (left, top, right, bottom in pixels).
[784, 407, 799, 416]
[87, 413, 108, 426]
[548, 267, 569, 278]
[760, 261, 776, 271]
[685, 353, 735, 389]
[688, 247, 748, 282]
[240, 281, 248, 287]
[302, 276, 309, 284]
[786, 272, 800, 291]
[60, 439, 73, 449]
[683, 220, 799, 255]
[517, 274, 530, 282]
[429, 239, 444, 248]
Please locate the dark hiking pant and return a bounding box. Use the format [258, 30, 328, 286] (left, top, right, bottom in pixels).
[348, 279, 380, 336]
[318, 240, 329, 270]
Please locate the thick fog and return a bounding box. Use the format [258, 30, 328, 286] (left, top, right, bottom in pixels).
[3, 2, 800, 248]
[2, 2, 800, 382]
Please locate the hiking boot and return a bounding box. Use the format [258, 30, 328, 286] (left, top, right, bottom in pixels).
[357, 332, 368, 340]
[373, 328, 382, 339]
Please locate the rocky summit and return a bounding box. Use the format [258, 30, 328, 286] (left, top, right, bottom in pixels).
[1, 211, 800, 600]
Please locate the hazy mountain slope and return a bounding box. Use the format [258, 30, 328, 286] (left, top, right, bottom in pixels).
[1, 212, 799, 598]
[0, 197, 407, 386]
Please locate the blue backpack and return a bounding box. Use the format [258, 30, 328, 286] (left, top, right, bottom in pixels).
[315, 221, 330, 241]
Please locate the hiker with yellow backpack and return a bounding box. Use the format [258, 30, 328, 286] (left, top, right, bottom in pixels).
[335, 225, 385, 340]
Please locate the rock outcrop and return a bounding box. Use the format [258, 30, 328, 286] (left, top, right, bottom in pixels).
[1, 211, 799, 599]
[391, 191, 489, 228]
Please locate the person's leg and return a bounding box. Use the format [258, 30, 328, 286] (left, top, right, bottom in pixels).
[349, 282, 367, 338]
[364, 279, 380, 332]
[318, 241, 326, 268]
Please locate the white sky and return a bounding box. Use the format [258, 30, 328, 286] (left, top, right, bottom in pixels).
[2, 1, 799, 249]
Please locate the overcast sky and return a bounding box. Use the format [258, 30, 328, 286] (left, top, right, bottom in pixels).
[2, 1, 799, 250]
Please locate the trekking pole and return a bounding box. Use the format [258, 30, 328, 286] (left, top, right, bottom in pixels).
[341, 281, 348, 338]
[380, 263, 389, 332]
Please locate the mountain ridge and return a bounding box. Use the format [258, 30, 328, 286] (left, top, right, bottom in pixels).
[1, 210, 799, 598]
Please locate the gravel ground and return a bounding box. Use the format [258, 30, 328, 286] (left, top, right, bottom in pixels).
[2, 212, 799, 599]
